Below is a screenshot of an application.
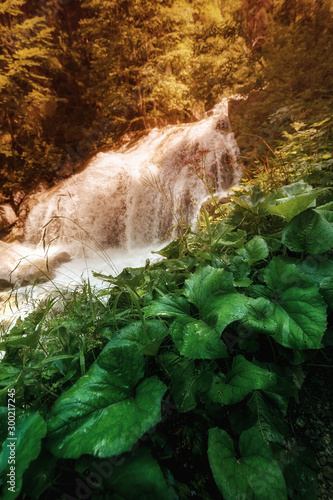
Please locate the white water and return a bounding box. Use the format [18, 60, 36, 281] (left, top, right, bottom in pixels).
[0, 99, 241, 328]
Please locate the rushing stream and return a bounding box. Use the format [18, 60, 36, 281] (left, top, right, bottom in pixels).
[0, 99, 242, 328]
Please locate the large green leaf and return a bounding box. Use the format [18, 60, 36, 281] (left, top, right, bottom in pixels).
[184, 266, 234, 310]
[268, 189, 325, 221]
[244, 297, 279, 335]
[247, 391, 289, 444]
[46, 341, 167, 459]
[144, 295, 190, 318]
[208, 427, 287, 500]
[200, 292, 250, 334]
[282, 209, 333, 254]
[236, 236, 269, 266]
[230, 185, 276, 216]
[320, 277, 333, 310]
[213, 229, 247, 248]
[297, 255, 333, 285]
[159, 353, 213, 412]
[262, 258, 327, 349]
[208, 355, 283, 405]
[146, 266, 249, 356]
[114, 320, 168, 355]
[184, 265, 250, 331]
[228, 256, 252, 287]
[0, 413, 47, 500]
[274, 181, 313, 197]
[102, 448, 173, 499]
[170, 316, 228, 359]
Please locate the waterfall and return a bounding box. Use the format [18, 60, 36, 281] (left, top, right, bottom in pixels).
[0, 99, 241, 310]
[23, 99, 241, 252]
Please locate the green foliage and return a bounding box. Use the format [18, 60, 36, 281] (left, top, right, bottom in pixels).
[208, 355, 291, 406]
[0, 412, 47, 500]
[1, 167, 332, 497]
[208, 427, 288, 500]
[282, 209, 333, 254]
[47, 341, 166, 459]
[101, 447, 174, 500]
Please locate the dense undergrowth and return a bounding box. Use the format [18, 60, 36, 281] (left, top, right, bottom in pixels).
[0, 118, 332, 499]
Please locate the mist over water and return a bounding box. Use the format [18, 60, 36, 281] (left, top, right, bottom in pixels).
[0, 99, 242, 325]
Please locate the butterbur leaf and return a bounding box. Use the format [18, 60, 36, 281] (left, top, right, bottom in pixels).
[208, 355, 282, 405]
[114, 320, 168, 355]
[230, 185, 276, 215]
[273, 181, 313, 198]
[170, 316, 228, 359]
[144, 295, 190, 318]
[228, 256, 251, 285]
[244, 297, 278, 335]
[200, 293, 249, 332]
[264, 237, 282, 252]
[282, 209, 333, 254]
[208, 427, 287, 500]
[236, 236, 269, 266]
[297, 256, 333, 285]
[214, 229, 247, 248]
[154, 239, 184, 259]
[247, 391, 289, 443]
[263, 258, 327, 349]
[268, 191, 322, 221]
[317, 209, 333, 224]
[320, 277, 333, 309]
[102, 448, 173, 499]
[156, 256, 196, 272]
[147, 266, 249, 345]
[160, 353, 213, 412]
[0, 413, 47, 500]
[184, 266, 234, 310]
[46, 341, 167, 458]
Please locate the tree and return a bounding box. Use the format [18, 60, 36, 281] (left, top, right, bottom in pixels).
[0, 0, 61, 194]
[75, 0, 196, 132]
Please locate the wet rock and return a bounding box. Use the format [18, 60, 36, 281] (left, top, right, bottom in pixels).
[0, 245, 71, 288]
[0, 205, 18, 231]
[216, 117, 231, 132]
[10, 251, 71, 285]
[0, 279, 12, 289]
[12, 190, 25, 206]
[0, 194, 10, 204]
[3, 226, 24, 243]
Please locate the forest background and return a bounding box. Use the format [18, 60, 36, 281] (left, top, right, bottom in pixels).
[1, 0, 333, 201]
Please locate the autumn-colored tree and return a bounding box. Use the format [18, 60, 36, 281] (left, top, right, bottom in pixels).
[0, 0, 63, 194]
[75, 0, 196, 134]
[0, 0, 332, 195]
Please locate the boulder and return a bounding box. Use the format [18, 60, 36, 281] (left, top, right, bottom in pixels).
[3, 227, 24, 243]
[0, 245, 71, 288]
[12, 190, 25, 206]
[0, 205, 18, 231]
[10, 251, 71, 286]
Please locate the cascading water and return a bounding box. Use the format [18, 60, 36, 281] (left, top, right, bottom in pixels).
[23, 100, 240, 251]
[0, 99, 241, 326]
